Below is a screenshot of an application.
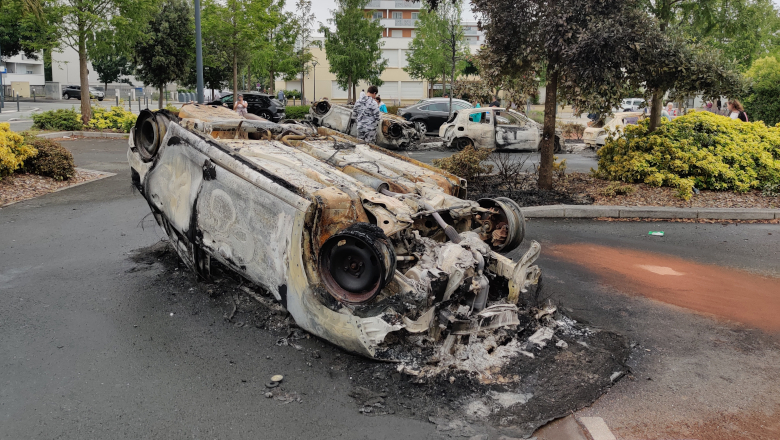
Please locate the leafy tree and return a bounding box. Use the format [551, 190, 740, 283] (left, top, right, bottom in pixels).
[404, 6, 448, 98]
[133, 0, 194, 109]
[58, 0, 153, 123]
[743, 56, 780, 126]
[0, 0, 59, 60]
[292, 0, 316, 100]
[321, 0, 386, 102]
[254, 1, 297, 93]
[201, 0, 274, 101]
[436, 0, 468, 117]
[88, 29, 135, 92]
[473, 0, 662, 189]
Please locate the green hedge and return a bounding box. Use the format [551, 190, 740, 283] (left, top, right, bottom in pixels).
[284, 105, 310, 120]
[22, 137, 75, 181]
[597, 110, 780, 199]
[32, 108, 83, 131]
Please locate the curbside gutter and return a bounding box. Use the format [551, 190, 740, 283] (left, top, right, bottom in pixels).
[36, 131, 130, 140]
[522, 204, 780, 220]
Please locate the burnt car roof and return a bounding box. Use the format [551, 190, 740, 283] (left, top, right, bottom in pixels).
[127, 104, 544, 375]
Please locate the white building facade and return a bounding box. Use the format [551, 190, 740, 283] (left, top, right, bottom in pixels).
[0, 52, 45, 97]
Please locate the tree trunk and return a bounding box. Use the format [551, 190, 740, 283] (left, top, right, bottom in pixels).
[648, 90, 663, 132]
[158, 85, 164, 109]
[78, 27, 91, 124]
[300, 61, 305, 103]
[232, 50, 238, 103]
[538, 68, 559, 190]
[269, 69, 275, 94]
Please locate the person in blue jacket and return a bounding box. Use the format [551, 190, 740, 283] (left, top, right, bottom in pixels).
[376, 96, 388, 113]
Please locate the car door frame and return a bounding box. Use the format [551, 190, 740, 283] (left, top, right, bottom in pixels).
[494, 110, 538, 150]
[463, 109, 496, 149]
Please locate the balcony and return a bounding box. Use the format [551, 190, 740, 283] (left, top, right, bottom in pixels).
[365, 0, 421, 9]
[380, 18, 418, 28]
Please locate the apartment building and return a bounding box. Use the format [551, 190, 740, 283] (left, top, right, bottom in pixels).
[275, 0, 483, 104]
[0, 52, 45, 97]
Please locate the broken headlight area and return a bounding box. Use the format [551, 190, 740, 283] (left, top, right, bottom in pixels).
[128, 104, 556, 373]
[307, 100, 421, 150]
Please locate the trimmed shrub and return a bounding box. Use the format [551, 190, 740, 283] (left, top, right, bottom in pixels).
[31, 108, 83, 131]
[22, 138, 75, 181]
[0, 123, 38, 179]
[597, 110, 780, 200]
[743, 57, 780, 127]
[87, 106, 137, 132]
[561, 122, 585, 140]
[284, 105, 311, 120]
[385, 105, 400, 116]
[432, 145, 494, 181]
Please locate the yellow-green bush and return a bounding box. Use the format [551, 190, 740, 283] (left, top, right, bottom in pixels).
[0, 123, 38, 179]
[87, 106, 137, 133]
[597, 110, 780, 199]
[32, 108, 83, 131]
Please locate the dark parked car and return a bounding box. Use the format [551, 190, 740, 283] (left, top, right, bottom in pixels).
[397, 98, 473, 135]
[206, 92, 285, 122]
[62, 85, 104, 101]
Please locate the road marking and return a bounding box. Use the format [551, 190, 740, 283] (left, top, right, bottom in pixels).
[578, 417, 616, 440]
[636, 264, 685, 276]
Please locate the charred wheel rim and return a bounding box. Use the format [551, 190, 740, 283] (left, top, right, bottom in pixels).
[318, 223, 396, 304]
[414, 121, 427, 135]
[134, 109, 178, 162]
[477, 198, 526, 252]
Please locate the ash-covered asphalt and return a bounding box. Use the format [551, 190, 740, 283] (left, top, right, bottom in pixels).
[1, 138, 779, 440]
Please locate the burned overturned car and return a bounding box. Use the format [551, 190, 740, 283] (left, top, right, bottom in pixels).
[128, 104, 543, 365]
[307, 100, 421, 150]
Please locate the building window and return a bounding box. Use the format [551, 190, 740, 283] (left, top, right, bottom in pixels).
[27, 70, 34, 74]
[391, 29, 403, 38]
[463, 26, 471, 31]
[392, 11, 402, 19]
[372, 11, 382, 19]
[411, 12, 419, 19]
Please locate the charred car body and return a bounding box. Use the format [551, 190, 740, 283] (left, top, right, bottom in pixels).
[128, 104, 542, 364]
[307, 100, 421, 150]
[440, 108, 563, 153]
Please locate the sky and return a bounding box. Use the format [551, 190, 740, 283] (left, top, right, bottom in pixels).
[284, 0, 479, 36]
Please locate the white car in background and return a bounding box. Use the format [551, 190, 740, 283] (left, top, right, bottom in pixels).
[583, 111, 645, 149]
[620, 98, 647, 112]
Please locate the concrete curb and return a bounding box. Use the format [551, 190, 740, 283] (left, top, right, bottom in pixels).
[522, 204, 780, 220]
[36, 131, 129, 140]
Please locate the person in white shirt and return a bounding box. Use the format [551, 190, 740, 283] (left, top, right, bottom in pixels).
[727, 99, 748, 122]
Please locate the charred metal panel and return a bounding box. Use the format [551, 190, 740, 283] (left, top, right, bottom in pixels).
[128, 105, 544, 366]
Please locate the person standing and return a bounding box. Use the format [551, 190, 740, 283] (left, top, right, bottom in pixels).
[489, 96, 500, 107]
[353, 85, 380, 143]
[375, 96, 387, 113]
[234, 94, 249, 117]
[727, 99, 748, 122]
[717, 98, 722, 113]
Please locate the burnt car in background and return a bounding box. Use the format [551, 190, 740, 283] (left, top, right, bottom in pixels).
[307, 100, 421, 150]
[397, 98, 473, 135]
[128, 103, 542, 362]
[206, 92, 285, 122]
[583, 111, 645, 149]
[440, 107, 564, 153]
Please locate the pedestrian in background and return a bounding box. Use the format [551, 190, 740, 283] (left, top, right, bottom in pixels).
[717, 98, 722, 113]
[354, 85, 380, 143]
[234, 94, 248, 117]
[489, 96, 500, 107]
[706, 101, 713, 112]
[375, 96, 387, 113]
[727, 100, 748, 122]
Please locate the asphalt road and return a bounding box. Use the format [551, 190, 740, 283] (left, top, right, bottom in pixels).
[1, 138, 778, 439]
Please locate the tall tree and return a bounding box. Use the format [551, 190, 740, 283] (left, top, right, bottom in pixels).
[473, 0, 667, 189]
[133, 0, 194, 108]
[293, 0, 316, 101]
[0, 0, 59, 60]
[254, 1, 297, 94]
[404, 4, 448, 98]
[58, 0, 152, 123]
[88, 28, 135, 93]
[436, 0, 467, 117]
[202, 0, 274, 101]
[321, 0, 386, 102]
[743, 56, 780, 126]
